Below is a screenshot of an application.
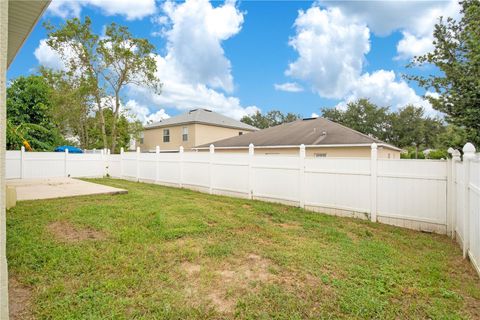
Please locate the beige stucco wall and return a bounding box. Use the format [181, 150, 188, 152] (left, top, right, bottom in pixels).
[194, 124, 252, 147]
[141, 123, 254, 151]
[211, 146, 400, 159]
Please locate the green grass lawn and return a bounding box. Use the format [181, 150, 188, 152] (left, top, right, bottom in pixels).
[7, 178, 480, 319]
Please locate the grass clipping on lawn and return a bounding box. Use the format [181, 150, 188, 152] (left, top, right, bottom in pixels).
[6, 178, 480, 319]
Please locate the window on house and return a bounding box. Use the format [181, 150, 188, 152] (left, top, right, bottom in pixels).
[139, 132, 144, 144]
[314, 153, 327, 158]
[163, 129, 170, 143]
[388, 153, 391, 159]
[182, 127, 188, 141]
[239, 132, 243, 135]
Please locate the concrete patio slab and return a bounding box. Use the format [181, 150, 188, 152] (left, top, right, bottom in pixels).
[6, 178, 127, 201]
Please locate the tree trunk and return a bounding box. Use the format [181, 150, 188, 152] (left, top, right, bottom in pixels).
[95, 94, 108, 150]
[110, 92, 120, 153]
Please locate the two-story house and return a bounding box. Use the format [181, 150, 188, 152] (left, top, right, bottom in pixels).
[140, 108, 258, 151]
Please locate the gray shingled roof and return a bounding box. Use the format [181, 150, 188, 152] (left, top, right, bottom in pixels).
[144, 108, 258, 131]
[196, 117, 400, 150]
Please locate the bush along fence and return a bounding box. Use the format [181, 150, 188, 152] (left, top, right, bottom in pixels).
[5, 143, 480, 273]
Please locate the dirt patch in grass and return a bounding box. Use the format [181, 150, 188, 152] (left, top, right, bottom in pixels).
[9, 278, 33, 320]
[181, 262, 201, 275]
[183, 253, 280, 314]
[276, 222, 302, 230]
[47, 221, 106, 242]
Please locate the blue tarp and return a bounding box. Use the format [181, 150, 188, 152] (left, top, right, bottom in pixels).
[54, 146, 83, 153]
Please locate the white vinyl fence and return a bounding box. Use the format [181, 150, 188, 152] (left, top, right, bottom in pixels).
[450, 144, 480, 274]
[5, 143, 480, 272]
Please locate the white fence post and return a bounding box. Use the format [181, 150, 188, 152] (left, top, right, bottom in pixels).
[20, 146, 25, 179]
[370, 143, 378, 222]
[299, 144, 306, 209]
[155, 146, 160, 183]
[450, 149, 461, 239]
[136, 147, 140, 182]
[120, 147, 124, 178]
[179, 146, 184, 188]
[100, 149, 105, 177]
[248, 143, 254, 199]
[463, 143, 476, 258]
[105, 148, 110, 177]
[209, 144, 215, 194]
[64, 148, 69, 177]
[446, 149, 453, 237]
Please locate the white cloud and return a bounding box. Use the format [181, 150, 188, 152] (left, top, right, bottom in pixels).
[321, 0, 461, 59]
[128, 0, 257, 120]
[124, 100, 170, 124]
[159, 0, 243, 92]
[311, 112, 319, 118]
[34, 39, 65, 70]
[274, 82, 304, 93]
[48, 0, 157, 20]
[284, 4, 436, 113]
[337, 70, 433, 112]
[396, 32, 435, 60]
[286, 6, 370, 99]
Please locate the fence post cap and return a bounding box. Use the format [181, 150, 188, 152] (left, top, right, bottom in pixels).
[209, 144, 215, 153]
[120, 147, 124, 154]
[371, 143, 378, 150]
[451, 149, 461, 160]
[136, 147, 141, 153]
[248, 143, 254, 155]
[21, 146, 25, 152]
[155, 146, 160, 153]
[463, 142, 476, 154]
[179, 146, 184, 153]
[65, 148, 69, 154]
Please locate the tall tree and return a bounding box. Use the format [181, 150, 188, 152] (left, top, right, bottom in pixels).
[45, 17, 108, 149]
[6, 75, 64, 150]
[321, 99, 391, 142]
[97, 23, 162, 152]
[241, 110, 301, 129]
[41, 68, 93, 149]
[407, 0, 480, 145]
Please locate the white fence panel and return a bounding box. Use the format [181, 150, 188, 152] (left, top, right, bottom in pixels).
[122, 152, 137, 179]
[6, 151, 21, 179]
[108, 155, 121, 178]
[377, 160, 447, 226]
[304, 157, 371, 215]
[252, 155, 300, 204]
[156, 153, 181, 185]
[23, 152, 65, 178]
[67, 153, 103, 178]
[182, 152, 210, 189]
[138, 153, 156, 181]
[468, 159, 480, 271]
[211, 153, 250, 197]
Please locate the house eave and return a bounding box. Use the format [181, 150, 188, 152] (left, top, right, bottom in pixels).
[193, 143, 402, 151]
[144, 120, 258, 132]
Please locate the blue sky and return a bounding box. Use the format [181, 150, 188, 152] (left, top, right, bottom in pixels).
[7, 0, 460, 122]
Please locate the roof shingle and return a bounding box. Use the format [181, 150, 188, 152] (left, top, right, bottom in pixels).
[195, 117, 400, 150]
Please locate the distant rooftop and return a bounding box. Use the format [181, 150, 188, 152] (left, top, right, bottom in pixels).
[144, 108, 258, 131]
[196, 117, 400, 150]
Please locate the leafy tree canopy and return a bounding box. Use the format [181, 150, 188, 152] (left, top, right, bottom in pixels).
[241, 110, 301, 129]
[6, 75, 65, 150]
